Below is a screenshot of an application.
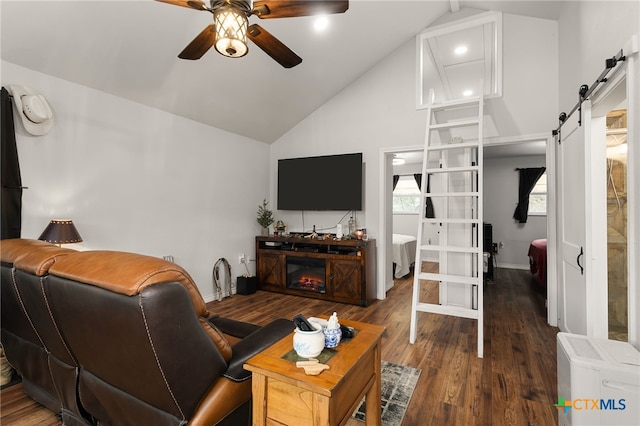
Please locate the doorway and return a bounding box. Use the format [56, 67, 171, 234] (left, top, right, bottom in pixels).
[592, 74, 631, 342]
[379, 147, 424, 295]
[379, 135, 557, 328]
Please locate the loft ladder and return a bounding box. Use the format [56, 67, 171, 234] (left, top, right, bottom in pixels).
[409, 90, 484, 358]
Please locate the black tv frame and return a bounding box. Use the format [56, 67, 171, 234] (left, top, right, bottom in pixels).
[277, 153, 363, 211]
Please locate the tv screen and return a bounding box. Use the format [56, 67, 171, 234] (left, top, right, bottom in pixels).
[278, 153, 363, 211]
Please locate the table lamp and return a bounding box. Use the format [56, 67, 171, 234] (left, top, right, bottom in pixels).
[38, 219, 83, 246]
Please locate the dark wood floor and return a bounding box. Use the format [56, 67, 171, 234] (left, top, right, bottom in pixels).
[1, 265, 559, 425]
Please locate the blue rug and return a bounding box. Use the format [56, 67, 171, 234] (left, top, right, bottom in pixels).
[352, 360, 421, 425]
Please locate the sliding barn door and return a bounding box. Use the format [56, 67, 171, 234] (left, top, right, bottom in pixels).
[556, 103, 590, 334]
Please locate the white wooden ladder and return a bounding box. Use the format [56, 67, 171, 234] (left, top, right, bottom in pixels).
[409, 92, 484, 358]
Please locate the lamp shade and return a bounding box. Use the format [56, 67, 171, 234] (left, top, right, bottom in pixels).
[38, 219, 83, 244]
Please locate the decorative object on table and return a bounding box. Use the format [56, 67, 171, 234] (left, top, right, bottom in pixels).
[340, 324, 355, 339]
[323, 312, 342, 348]
[296, 359, 330, 376]
[348, 215, 356, 236]
[273, 220, 286, 236]
[292, 315, 324, 358]
[354, 229, 364, 240]
[256, 199, 274, 236]
[38, 219, 82, 246]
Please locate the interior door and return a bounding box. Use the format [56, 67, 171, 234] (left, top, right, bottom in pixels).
[556, 103, 589, 334]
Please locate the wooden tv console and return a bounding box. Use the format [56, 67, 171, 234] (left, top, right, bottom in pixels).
[255, 236, 376, 306]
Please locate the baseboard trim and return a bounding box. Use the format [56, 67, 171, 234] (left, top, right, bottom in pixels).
[496, 263, 530, 271]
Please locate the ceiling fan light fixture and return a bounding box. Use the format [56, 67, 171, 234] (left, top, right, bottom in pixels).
[214, 6, 248, 58]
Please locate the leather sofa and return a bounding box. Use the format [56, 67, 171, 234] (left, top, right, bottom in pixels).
[0, 239, 293, 425]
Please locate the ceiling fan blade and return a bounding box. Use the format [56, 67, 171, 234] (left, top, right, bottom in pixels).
[247, 24, 302, 68]
[155, 0, 209, 11]
[253, 0, 348, 19]
[178, 24, 216, 60]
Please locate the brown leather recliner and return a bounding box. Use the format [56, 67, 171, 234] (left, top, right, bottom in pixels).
[0, 239, 90, 425]
[1, 239, 293, 425]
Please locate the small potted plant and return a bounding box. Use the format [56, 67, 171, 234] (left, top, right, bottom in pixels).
[257, 199, 274, 236]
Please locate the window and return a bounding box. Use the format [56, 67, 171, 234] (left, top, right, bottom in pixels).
[528, 172, 547, 215]
[393, 176, 421, 213]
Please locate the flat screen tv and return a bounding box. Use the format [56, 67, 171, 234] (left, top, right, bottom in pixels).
[278, 153, 363, 211]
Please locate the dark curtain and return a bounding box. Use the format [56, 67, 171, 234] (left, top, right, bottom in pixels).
[1, 87, 22, 239]
[513, 167, 545, 224]
[392, 175, 400, 191]
[414, 173, 435, 219]
[413, 173, 422, 191]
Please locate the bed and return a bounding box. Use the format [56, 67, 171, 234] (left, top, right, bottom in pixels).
[393, 234, 417, 279]
[528, 238, 547, 288]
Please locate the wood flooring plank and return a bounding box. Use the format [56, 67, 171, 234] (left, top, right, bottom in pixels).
[461, 356, 491, 425]
[511, 332, 549, 404]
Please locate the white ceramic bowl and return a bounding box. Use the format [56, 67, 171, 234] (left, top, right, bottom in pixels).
[293, 322, 325, 358]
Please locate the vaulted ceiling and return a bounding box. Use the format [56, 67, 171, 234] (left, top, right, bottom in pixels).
[1, 1, 563, 144]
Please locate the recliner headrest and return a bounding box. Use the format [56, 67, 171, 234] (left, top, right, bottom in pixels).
[48, 250, 210, 317]
[1, 238, 75, 276]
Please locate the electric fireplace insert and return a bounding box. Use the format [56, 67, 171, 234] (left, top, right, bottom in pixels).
[286, 256, 326, 294]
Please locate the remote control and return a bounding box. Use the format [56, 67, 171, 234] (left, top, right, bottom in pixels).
[293, 314, 315, 332]
[340, 325, 354, 338]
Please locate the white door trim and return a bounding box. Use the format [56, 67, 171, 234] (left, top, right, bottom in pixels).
[379, 145, 424, 299]
[379, 133, 558, 328]
[587, 35, 639, 346]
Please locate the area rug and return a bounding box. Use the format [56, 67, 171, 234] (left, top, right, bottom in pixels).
[352, 360, 421, 425]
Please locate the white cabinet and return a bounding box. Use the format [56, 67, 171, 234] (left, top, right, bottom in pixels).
[557, 332, 640, 425]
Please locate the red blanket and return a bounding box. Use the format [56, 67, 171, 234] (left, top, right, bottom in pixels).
[528, 239, 547, 287]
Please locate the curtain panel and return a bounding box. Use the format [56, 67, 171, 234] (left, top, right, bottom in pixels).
[513, 167, 545, 224]
[1, 87, 22, 239]
[413, 173, 435, 219]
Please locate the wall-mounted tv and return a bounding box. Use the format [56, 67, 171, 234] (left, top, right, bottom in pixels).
[278, 153, 363, 211]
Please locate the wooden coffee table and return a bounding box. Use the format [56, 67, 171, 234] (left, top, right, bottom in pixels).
[244, 318, 385, 426]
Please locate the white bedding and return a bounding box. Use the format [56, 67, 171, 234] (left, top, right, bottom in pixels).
[392, 234, 417, 278]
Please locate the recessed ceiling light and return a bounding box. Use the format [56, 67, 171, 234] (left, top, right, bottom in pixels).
[463, 90, 473, 97]
[454, 45, 468, 55]
[314, 15, 329, 32]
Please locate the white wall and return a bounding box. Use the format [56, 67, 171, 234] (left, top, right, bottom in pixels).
[2, 62, 270, 301]
[484, 155, 547, 269]
[558, 1, 639, 113]
[271, 11, 559, 295]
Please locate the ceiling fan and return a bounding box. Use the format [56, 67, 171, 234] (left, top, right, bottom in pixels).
[157, 0, 349, 68]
